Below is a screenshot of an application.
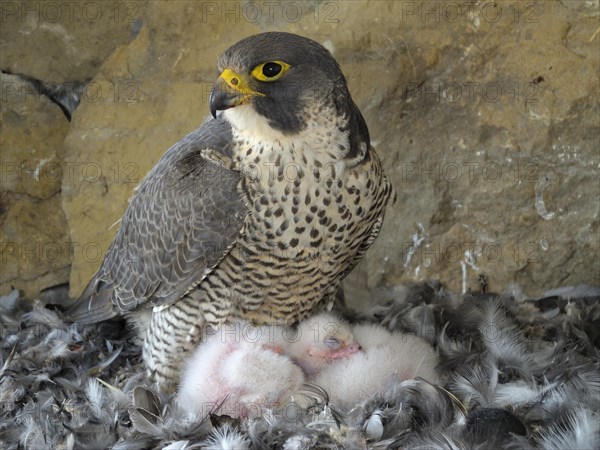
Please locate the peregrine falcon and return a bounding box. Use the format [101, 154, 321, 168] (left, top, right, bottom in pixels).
[68, 32, 395, 390]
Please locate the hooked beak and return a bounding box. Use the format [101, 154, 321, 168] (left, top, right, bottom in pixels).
[209, 68, 264, 118]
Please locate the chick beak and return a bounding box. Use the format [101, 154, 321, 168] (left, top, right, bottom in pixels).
[329, 343, 362, 360]
[209, 68, 264, 118]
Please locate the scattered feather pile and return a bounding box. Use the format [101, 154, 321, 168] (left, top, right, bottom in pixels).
[1, 282, 599, 449]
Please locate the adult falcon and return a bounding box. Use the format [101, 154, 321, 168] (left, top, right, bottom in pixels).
[68, 32, 395, 391]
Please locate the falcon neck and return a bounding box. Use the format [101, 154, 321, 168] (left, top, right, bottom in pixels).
[224, 105, 353, 185]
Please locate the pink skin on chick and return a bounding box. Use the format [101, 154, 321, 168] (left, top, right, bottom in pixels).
[177, 324, 304, 419]
[177, 314, 361, 418]
[177, 313, 361, 417]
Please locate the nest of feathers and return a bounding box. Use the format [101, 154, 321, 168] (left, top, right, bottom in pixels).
[1, 282, 599, 449]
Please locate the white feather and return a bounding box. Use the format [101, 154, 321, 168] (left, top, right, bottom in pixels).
[85, 378, 105, 419]
[450, 361, 498, 408]
[495, 380, 547, 406]
[22, 303, 64, 328]
[479, 303, 533, 372]
[19, 415, 45, 449]
[162, 440, 190, 450]
[47, 339, 71, 360]
[538, 408, 599, 450]
[202, 424, 250, 450]
[64, 432, 74, 450]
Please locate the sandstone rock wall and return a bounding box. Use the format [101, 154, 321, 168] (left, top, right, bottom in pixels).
[1, 74, 71, 297]
[1, 1, 598, 300]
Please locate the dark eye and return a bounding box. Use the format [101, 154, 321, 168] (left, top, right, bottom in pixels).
[262, 62, 282, 78]
[251, 61, 290, 82]
[324, 337, 340, 349]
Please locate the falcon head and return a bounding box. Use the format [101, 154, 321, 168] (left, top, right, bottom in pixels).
[210, 32, 369, 155]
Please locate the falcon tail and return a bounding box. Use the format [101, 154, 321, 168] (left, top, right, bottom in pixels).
[66, 277, 117, 325]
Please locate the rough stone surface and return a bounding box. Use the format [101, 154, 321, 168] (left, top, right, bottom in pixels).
[2, 1, 598, 300]
[0, 74, 71, 298]
[0, 0, 142, 83]
[356, 0, 600, 298]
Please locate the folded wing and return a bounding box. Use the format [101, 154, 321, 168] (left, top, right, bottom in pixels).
[67, 118, 246, 324]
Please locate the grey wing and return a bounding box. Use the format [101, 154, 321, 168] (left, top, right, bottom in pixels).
[68, 118, 246, 324]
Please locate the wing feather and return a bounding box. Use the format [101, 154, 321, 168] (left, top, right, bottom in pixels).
[68, 118, 246, 324]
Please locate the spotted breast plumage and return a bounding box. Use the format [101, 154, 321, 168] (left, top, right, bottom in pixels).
[68, 32, 395, 391]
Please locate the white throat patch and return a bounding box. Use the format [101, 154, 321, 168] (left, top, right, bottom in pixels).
[222, 105, 289, 144]
[222, 103, 350, 170]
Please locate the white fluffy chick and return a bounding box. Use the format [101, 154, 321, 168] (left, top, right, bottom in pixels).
[177, 323, 304, 419]
[176, 314, 360, 419]
[311, 323, 440, 406]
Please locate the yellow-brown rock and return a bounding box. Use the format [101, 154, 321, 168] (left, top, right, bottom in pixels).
[2, 1, 597, 300]
[0, 0, 141, 83]
[1, 74, 71, 297]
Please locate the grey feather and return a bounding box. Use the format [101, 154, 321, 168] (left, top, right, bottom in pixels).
[67, 118, 245, 324]
[4, 282, 600, 449]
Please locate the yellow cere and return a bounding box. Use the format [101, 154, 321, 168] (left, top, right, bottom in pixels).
[251, 60, 291, 82]
[219, 68, 264, 96]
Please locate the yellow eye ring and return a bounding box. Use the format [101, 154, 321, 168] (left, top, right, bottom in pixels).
[251, 60, 291, 82]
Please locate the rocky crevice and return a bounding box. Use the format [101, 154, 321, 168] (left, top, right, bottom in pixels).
[1, 69, 88, 120]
